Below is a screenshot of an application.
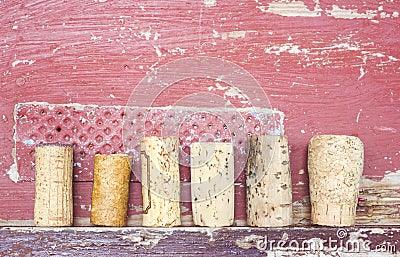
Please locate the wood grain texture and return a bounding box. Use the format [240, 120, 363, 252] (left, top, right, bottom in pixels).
[0, 0, 399, 227]
[0, 227, 399, 256]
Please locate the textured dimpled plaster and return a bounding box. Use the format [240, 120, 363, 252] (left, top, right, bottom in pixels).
[14, 103, 284, 182]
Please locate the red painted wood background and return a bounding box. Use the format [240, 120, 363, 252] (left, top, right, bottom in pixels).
[0, 0, 399, 225]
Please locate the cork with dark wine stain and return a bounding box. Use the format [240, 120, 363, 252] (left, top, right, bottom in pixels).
[246, 135, 292, 227]
[90, 154, 132, 227]
[34, 144, 73, 226]
[308, 135, 364, 226]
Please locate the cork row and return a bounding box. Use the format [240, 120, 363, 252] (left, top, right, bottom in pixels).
[34, 134, 364, 228]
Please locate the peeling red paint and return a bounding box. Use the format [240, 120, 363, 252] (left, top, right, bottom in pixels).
[0, 0, 399, 226]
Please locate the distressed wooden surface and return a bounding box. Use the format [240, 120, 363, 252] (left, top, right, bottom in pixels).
[0, 227, 399, 256]
[0, 0, 399, 227]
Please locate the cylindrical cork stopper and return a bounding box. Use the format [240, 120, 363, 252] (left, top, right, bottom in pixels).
[90, 154, 132, 227]
[308, 135, 364, 227]
[34, 144, 73, 226]
[141, 136, 181, 227]
[246, 135, 292, 227]
[191, 142, 234, 227]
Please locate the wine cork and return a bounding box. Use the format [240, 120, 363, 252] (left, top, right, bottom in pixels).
[34, 144, 73, 226]
[90, 154, 132, 227]
[141, 136, 181, 227]
[308, 135, 364, 226]
[246, 135, 292, 227]
[191, 142, 234, 227]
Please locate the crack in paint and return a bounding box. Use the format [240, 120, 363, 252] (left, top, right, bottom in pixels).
[11, 59, 36, 67]
[7, 109, 20, 183]
[121, 230, 173, 249]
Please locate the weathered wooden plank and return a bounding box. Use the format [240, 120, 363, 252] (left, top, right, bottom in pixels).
[0, 227, 399, 256]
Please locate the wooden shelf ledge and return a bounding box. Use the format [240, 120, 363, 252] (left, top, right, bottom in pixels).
[1, 226, 399, 256]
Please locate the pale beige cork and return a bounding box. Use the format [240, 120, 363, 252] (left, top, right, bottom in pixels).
[141, 136, 181, 227]
[34, 144, 74, 226]
[308, 135, 364, 227]
[246, 135, 293, 227]
[191, 142, 234, 227]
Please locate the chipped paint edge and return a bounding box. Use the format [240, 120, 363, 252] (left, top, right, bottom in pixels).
[5, 107, 20, 183]
[16, 101, 283, 114]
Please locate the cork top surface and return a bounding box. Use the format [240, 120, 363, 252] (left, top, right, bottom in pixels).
[309, 134, 363, 145]
[141, 135, 179, 141]
[94, 154, 132, 158]
[248, 134, 287, 139]
[35, 143, 73, 148]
